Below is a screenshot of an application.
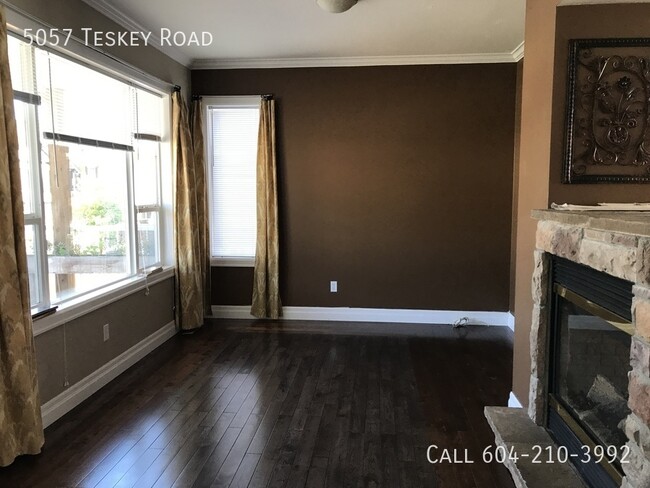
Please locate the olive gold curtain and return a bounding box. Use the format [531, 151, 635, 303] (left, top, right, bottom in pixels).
[172, 92, 210, 330]
[251, 97, 282, 319]
[0, 6, 45, 466]
[191, 98, 211, 318]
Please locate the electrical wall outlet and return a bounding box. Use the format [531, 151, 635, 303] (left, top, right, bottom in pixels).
[330, 281, 338, 293]
[103, 323, 110, 342]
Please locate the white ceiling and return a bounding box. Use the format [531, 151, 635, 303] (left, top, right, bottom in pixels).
[84, 0, 526, 69]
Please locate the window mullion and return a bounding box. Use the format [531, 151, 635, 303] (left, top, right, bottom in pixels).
[126, 151, 137, 275]
[30, 95, 50, 309]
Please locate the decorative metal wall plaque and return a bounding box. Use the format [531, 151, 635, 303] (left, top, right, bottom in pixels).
[564, 38, 650, 183]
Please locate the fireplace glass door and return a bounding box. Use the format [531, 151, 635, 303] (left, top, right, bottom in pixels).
[551, 285, 632, 450]
[548, 257, 634, 487]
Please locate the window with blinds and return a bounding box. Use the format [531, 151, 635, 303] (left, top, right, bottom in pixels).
[206, 97, 260, 264]
[8, 33, 168, 309]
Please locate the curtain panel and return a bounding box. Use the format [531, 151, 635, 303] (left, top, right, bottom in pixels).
[0, 6, 44, 466]
[251, 97, 282, 319]
[191, 99, 211, 318]
[172, 92, 209, 330]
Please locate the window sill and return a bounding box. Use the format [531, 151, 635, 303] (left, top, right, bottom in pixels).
[211, 258, 255, 268]
[32, 266, 175, 337]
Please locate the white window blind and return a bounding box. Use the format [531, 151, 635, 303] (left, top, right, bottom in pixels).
[36, 50, 134, 146]
[209, 102, 260, 261]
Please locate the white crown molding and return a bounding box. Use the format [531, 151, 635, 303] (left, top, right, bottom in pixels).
[192, 50, 522, 70]
[82, 0, 525, 69]
[80, 0, 192, 67]
[512, 41, 524, 62]
[211, 305, 513, 327]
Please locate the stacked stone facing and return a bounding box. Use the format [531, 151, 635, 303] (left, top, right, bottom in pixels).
[530, 210, 650, 488]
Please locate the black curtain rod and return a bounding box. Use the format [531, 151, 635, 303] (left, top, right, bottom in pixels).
[188, 93, 274, 99]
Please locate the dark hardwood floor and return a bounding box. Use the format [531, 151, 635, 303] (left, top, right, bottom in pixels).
[0, 319, 516, 488]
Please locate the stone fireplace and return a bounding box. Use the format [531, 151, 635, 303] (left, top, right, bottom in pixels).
[486, 210, 650, 488]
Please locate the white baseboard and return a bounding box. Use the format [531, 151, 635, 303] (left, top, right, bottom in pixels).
[507, 312, 515, 332]
[41, 320, 177, 428]
[508, 391, 523, 408]
[211, 305, 512, 327]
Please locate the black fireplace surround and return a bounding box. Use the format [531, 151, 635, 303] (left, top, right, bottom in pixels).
[548, 256, 634, 488]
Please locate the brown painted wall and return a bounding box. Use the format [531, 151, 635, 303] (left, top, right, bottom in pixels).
[211, 267, 254, 306]
[509, 59, 524, 313]
[512, 0, 558, 407]
[548, 3, 650, 205]
[35, 278, 175, 403]
[194, 64, 517, 311]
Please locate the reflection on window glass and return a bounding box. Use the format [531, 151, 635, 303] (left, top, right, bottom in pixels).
[15, 101, 37, 215]
[24, 224, 40, 306]
[136, 89, 162, 136]
[134, 140, 160, 206]
[43, 143, 130, 302]
[137, 211, 160, 270]
[8, 35, 35, 94]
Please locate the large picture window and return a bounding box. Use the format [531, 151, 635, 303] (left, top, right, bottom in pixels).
[8, 34, 168, 310]
[205, 97, 260, 266]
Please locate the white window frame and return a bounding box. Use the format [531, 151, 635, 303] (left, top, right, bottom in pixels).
[204, 96, 260, 267]
[133, 132, 165, 273]
[17, 97, 49, 309]
[5, 9, 175, 332]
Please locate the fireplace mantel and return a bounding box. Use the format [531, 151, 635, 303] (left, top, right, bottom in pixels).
[530, 210, 650, 285]
[531, 210, 650, 239]
[487, 209, 650, 488]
